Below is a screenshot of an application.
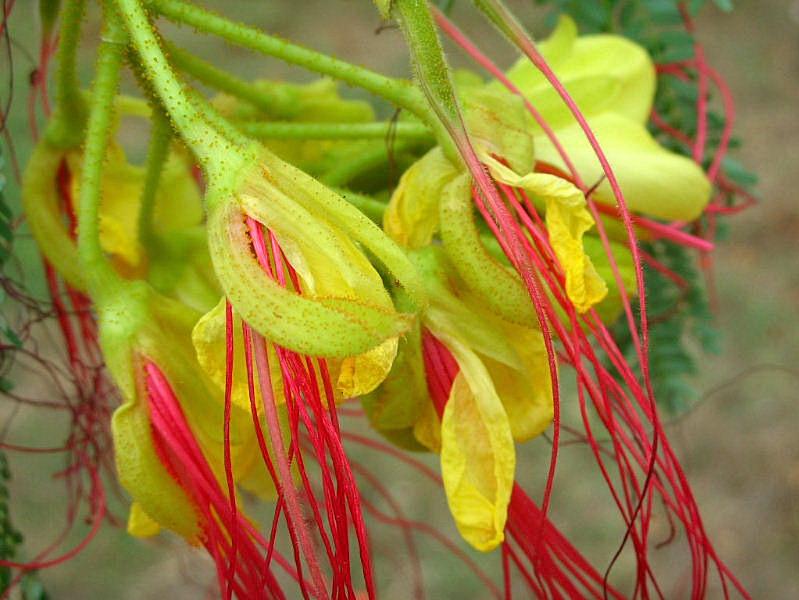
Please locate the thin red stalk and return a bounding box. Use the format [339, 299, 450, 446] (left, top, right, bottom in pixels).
[251, 333, 328, 599]
[222, 300, 238, 600]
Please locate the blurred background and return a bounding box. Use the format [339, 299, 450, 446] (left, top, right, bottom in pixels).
[1, 0, 797, 597]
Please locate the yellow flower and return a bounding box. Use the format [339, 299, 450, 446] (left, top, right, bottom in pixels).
[363, 247, 554, 552]
[500, 15, 712, 221]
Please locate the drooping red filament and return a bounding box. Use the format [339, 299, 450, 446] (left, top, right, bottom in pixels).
[434, 8, 750, 599]
[216, 215, 379, 599]
[0, 157, 118, 596]
[144, 359, 295, 599]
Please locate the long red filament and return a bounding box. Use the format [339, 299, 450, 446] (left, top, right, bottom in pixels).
[227, 214, 379, 599]
[433, 7, 752, 598]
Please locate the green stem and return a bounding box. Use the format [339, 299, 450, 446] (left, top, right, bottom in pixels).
[320, 139, 419, 188]
[393, 0, 466, 163]
[47, 0, 87, 148]
[148, 0, 432, 123]
[165, 41, 293, 116]
[239, 121, 433, 142]
[138, 106, 172, 249]
[394, 0, 461, 124]
[115, 0, 247, 176]
[77, 2, 126, 296]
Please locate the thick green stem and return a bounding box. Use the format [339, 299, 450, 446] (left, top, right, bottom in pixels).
[148, 0, 432, 123]
[138, 106, 172, 248]
[393, 0, 463, 162]
[47, 0, 88, 148]
[240, 121, 433, 142]
[395, 0, 460, 123]
[115, 0, 247, 176]
[77, 2, 126, 296]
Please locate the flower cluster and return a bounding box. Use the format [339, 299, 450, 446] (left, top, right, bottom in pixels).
[13, 1, 750, 598]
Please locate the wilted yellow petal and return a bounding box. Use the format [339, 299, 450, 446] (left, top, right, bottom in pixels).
[439, 358, 515, 552]
[484, 156, 607, 312]
[337, 336, 399, 399]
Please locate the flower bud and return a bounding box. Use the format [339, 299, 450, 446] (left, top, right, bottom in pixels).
[205, 146, 425, 358]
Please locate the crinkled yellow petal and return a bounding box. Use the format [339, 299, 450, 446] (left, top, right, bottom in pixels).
[439, 359, 515, 552]
[534, 114, 712, 221]
[484, 156, 607, 312]
[384, 148, 459, 249]
[583, 235, 637, 324]
[127, 501, 161, 538]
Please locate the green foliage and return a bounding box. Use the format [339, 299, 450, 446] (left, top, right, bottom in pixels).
[535, 0, 732, 34]
[0, 453, 23, 592]
[0, 143, 47, 600]
[612, 242, 720, 413]
[0, 146, 20, 394]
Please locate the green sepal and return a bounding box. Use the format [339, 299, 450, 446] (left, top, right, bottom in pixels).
[438, 174, 536, 326]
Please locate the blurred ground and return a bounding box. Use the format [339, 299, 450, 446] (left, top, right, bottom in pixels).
[1, 0, 798, 598]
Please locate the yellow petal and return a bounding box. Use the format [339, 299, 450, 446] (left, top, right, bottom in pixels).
[484, 324, 554, 442]
[383, 148, 459, 249]
[337, 336, 399, 399]
[505, 15, 655, 125]
[439, 362, 515, 552]
[127, 501, 161, 538]
[413, 401, 442, 453]
[112, 400, 200, 541]
[533, 113, 712, 221]
[484, 156, 607, 312]
[192, 297, 284, 412]
[362, 327, 429, 431]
